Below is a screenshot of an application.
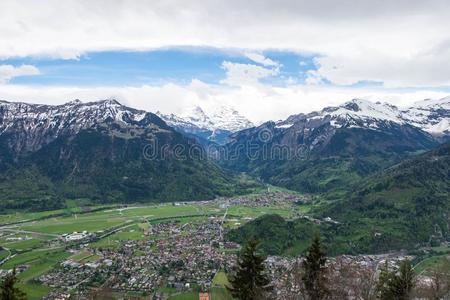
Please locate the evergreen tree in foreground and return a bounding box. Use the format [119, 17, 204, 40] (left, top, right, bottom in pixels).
[388, 260, 415, 300]
[227, 239, 272, 300]
[376, 261, 392, 299]
[302, 234, 329, 300]
[0, 268, 26, 300]
[376, 259, 415, 300]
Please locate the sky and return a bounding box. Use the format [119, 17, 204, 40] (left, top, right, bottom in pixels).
[1, 0, 450, 123]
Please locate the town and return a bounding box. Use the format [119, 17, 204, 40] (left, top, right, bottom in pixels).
[0, 191, 447, 299]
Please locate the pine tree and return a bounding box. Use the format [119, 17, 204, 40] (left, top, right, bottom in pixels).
[227, 239, 272, 300]
[0, 268, 26, 300]
[376, 260, 415, 300]
[389, 260, 415, 300]
[376, 261, 393, 299]
[302, 234, 329, 300]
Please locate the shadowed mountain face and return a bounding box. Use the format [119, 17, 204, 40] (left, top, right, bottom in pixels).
[321, 141, 450, 253]
[220, 99, 440, 193]
[227, 142, 450, 255]
[0, 97, 448, 213]
[0, 99, 255, 211]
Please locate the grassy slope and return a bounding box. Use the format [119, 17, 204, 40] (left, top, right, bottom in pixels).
[0, 199, 304, 298]
[319, 141, 450, 253]
[227, 214, 329, 256]
[0, 129, 261, 212]
[222, 124, 437, 195]
[1, 249, 71, 299]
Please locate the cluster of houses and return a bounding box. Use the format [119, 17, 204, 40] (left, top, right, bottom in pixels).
[107, 219, 236, 292]
[5, 191, 440, 299]
[0, 264, 29, 282]
[40, 262, 97, 289]
[217, 191, 306, 208]
[37, 217, 238, 297]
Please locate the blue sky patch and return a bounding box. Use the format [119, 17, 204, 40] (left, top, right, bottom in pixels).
[0, 47, 318, 87]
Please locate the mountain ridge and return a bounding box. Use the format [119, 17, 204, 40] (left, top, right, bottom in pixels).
[0, 98, 167, 156]
[275, 97, 450, 139]
[157, 105, 254, 144]
[221, 98, 443, 193]
[0, 96, 448, 210]
[0, 99, 257, 211]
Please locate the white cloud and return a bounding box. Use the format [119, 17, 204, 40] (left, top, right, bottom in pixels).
[305, 70, 324, 85]
[245, 53, 279, 67]
[311, 49, 450, 88]
[1, 0, 450, 87]
[0, 65, 40, 83]
[220, 61, 279, 86]
[0, 82, 448, 124]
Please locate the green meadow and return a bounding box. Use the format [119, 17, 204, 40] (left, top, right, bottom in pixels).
[0, 197, 307, 299]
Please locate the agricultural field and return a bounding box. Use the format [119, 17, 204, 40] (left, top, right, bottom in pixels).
[0, 249, 9, 261]
[413, 246, 450, 276]
[0, 190, 444, 299]
[0, 191, 305, 299]
[1, 249, 71, 299]
[414, 255, 450, 275]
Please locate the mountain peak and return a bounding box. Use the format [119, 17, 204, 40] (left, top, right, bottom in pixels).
[100, 98, 122, 106]
[413, 96, 450, 109]
[324, 98, 403, 124]
[0, 99, 155, 153]
[208, 105, 254, 132]
[157, 104, 254, 144]
[66, 99, 82, 106]
[182, 106, 214, 129]
[275, 97, 450, 138]
[169, 105, 254, 132]
[192, 106, 206, 114]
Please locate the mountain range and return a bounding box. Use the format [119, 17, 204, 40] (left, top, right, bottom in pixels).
[326, 140, 450, 253]
[157, 105, 254, 144]
[0, 96, 449, 215]
[221, 98, 450, 193]
[276, 97, 450, 140]
[0, 99, 256, 212]
[228, 141, 450, 255]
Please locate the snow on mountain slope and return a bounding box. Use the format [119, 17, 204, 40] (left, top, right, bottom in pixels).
[158, 105, 254, 132]
[1, 96, 448, 156]
[275, 99, 404, 130]
[401, 97, 450, 135]
[275, 97, 450, 137]
[209, 105, 254, 132]
[413, 96, 450, 110]
[181, 106, 215, 130]
[157, 105, 254, 144]
[0, 99, 165, 153]
[0, 98, 151, 133]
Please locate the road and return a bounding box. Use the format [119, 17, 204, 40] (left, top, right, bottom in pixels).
[0, 227, 59, 238]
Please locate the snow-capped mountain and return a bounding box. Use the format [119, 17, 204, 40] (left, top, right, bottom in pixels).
[208, 106, 254, 132]
[183, 106, 215, 130]
[275, 97, 450, 140]
[225, 96, 449, 169]
[224, 98, 442, 193]
[157, 105, 254, 144]
[0, 98, 167, 154]
[0, 98, 242, 207]
[275, 98, 403, 131]
[159, 105, 253, 132]
[403, 96, 450, 137]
